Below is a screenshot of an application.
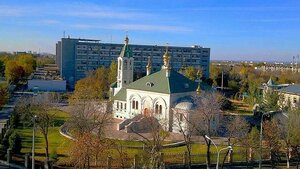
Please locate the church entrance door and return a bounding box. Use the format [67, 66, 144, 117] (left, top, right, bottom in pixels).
[143, 108, 151, 117]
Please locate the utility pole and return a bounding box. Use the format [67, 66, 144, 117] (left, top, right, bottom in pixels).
[296, 55, 299, 73]
[221, 71, 224, 90]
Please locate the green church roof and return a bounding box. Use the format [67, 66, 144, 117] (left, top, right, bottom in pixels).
[119, 44, 133, 58]
[113, 87, 127, 101]
[113, 69, 211, 101]
[126, 69, 199, 94]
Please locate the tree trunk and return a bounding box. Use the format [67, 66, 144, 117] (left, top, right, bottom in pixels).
[221, 150, 230, 169]
[44, 133, 49, 161]
[206, 140, 211, 169]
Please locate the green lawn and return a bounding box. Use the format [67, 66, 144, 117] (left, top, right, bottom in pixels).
[15, 108, 251, 166]
[225, 100, 254, 116]
[16, 109, 71, 162]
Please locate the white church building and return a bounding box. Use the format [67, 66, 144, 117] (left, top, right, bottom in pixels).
[111, 36, 210, 133]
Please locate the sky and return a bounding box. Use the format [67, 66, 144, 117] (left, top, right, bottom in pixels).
[1, 0, 300, 61]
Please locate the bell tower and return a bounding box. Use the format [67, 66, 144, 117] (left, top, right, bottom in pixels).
[116, 35, 134, 89]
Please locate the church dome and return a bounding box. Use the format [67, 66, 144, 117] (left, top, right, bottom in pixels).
[175, 102, 194, 111]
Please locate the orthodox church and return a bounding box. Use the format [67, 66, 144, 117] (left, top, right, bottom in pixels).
[110, 36, 207, 132]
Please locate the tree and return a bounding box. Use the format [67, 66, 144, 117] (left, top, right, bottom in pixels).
[5, 60, 25, 84]
[67, 101, 113, 167]
[8, 131, 22, 154]
[173, 108, 193, 169]
[263, 120, 282, 168]
[36, 57, 55, 67]
[16, 54, 36, 76]
[225, 116, 250, 165]
[70, 67, 110, 102]
[0, 83, 9, 109]
[69, 132, 111, 168]
[184, 66, 199, 81]
[15, 93, 58, 161]
[0, 60, 4, 77]
[109, 60, 117, 84]
[129, 112, 169, 169]
[191, 91, 223, 168]
[68, 101, 112, 137]
[261, 89, 281, 112]
[288, 110, 300, 167]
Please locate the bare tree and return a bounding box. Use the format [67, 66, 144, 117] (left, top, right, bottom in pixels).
[69, 132, 112, 168]
[191, 91, 223, 168]
[15, 93, 59, 161]
[129, 111, 169, 169]
[68, 101, 112, 138]
[67, 101, 113, 167]
[225, 116, 250, 166]
[173, 106, 193, 169]
[263, 119, 282, 168]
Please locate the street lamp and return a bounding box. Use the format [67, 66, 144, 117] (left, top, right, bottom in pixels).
[32, 115, 37, 169]
[259, 111, 274, 169]
[217, 146, 233, 169]
[205, 135, 222, 169]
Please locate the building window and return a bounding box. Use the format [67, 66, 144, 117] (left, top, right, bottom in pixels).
[179, 114, 183, 122]
[136, 101, 139, 110]
[117, 102, 119, 109]
[155, 104, 162, 114]
[294, 97, 297, 103]
[132, 100, 136, 109]
[159, 105, 162, 114]
[120, 103, 123, 110]
[125, 103, 126, 110]
[124, 60, 128, 69]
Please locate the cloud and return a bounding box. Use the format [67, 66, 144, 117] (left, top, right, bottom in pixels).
[37, 19, 61, 25]
[0, 5, 29, 16]
[242, 18, 300, 23]
[70, 23, 192, 33]
[61, 5, 153, 19]
[0, 3, 153, 20]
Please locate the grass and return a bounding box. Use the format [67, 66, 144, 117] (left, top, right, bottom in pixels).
[225, 99, 254, 116]
[15, 108, 252, 166]
[16, 109, 71, 161]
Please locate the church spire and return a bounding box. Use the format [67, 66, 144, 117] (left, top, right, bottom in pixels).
[124, 34, 129, 45]
[162, 44, 171, 77]
[146, 56, 152, 76]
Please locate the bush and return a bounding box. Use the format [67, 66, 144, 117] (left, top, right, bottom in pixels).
[10, 112, 20, 129]
[220, 97, 234, 110]
[50, 149, 58, 161]
[8, 132, 22, 154]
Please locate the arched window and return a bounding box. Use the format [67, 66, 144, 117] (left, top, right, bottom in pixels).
[120, 103, 123, 110]
[124, 60, 128, 69]
[136, 101, 139, 110]
[159, 105, 162, 114]
[132, 100, 135, 109]
[155, 104, 159, 114]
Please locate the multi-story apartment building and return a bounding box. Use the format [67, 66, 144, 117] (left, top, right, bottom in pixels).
[56, 37, 210, 89]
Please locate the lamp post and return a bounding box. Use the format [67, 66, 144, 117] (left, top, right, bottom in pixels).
[32, 115, 37, 169]
[259, 111, 274, 169]
[205, 135, 219, 169]
[217, 146, 233, 169]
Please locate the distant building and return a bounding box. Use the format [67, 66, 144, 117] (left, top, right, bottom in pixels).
[56, 37, 210, 89]
[263, 78, 300, 109]
[27, 64, 66, 92]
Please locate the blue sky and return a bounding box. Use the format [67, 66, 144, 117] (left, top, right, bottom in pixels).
[1, 0, 300, 61]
